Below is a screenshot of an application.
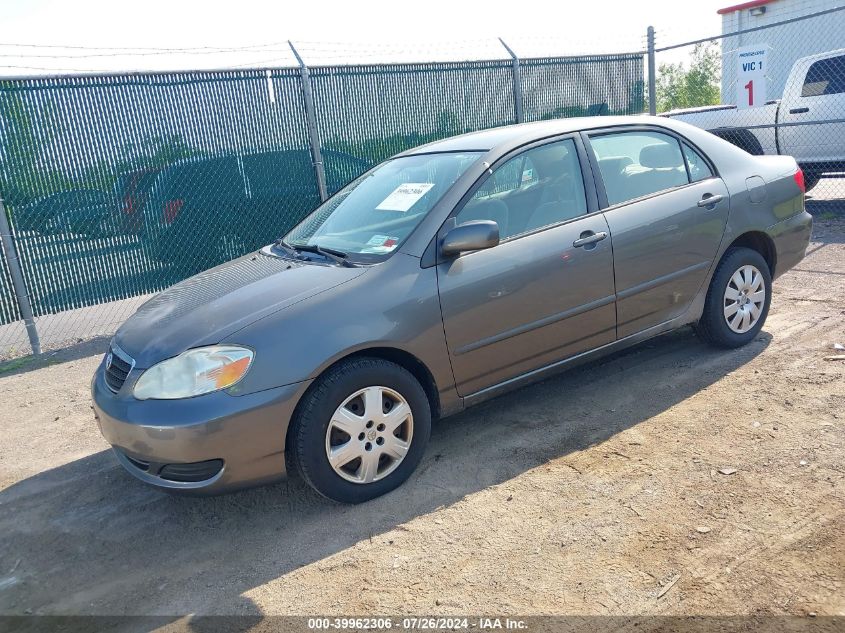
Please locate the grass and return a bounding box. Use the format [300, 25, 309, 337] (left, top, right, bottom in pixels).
[0, 355, 35, 375]
[0, 354, 62, 376]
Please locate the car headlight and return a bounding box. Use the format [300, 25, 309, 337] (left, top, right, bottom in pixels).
[133, 345, 254, 400]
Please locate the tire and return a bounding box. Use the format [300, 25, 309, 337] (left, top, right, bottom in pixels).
[713, 128, 764, 156]
[287, 357, 432, 503]
[696, 247, 772, 348]
[803, 172, 821, 192]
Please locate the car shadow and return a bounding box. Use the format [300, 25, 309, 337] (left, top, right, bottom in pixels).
[0, 327, 771, 625]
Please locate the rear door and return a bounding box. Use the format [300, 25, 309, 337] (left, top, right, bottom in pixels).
[779, 53, 845, 164]
[585, 128, 729, 339]
[437, 136, 617, 396]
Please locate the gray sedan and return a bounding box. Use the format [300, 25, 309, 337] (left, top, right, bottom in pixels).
[92, 116, 812, 503]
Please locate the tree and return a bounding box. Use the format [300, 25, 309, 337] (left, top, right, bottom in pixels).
[0, 83, 66, 206]
[656, 42, 721, 113]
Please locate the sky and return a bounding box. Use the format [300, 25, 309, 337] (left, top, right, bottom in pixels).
[0, 0, 729, 76]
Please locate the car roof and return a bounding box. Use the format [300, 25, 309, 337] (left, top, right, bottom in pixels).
[398, 115, 679, 156]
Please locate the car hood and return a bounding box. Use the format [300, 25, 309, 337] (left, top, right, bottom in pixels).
[113, 251, 367, 368]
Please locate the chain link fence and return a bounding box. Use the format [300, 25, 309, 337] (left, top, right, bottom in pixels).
[2, 6, 843, 359]
[653, 4, 845, 219]
[0, 44, 643, 358]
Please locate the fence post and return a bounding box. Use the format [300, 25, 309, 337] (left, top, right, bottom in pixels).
[499, 38, 524, 123]
[289, 41, 328, 202]
[647, 26, 657, 115]
[0, 195, 41, 355]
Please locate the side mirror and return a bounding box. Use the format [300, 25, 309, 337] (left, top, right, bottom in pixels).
[440, 220, 500, 257]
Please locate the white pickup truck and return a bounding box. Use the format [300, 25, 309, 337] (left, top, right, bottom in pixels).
[663, 48, 845, 191]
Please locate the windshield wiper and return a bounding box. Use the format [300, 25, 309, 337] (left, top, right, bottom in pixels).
[273, 239, 304, 259]
[285, 242, 357, 267]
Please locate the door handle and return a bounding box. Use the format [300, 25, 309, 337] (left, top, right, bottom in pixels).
[572, 231, 608, 248]
[697, 194, 724, 208]
[789, 107, 809, 114]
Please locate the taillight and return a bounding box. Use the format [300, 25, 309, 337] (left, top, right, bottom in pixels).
[793, 168, 806, 194]
[163, 199, 184, 225]
[122, 196, 134, 215]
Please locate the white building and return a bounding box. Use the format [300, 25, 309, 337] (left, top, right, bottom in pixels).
[719, 0, 845, 101]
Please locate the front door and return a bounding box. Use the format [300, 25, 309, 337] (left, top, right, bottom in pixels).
[436, 137, 617, 396]
[586, 128, 730, 339]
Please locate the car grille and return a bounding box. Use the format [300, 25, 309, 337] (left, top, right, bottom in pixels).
[104, 344, 135, 393]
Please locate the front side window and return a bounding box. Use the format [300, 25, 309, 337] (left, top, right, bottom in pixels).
[285, 151, 482, 261]
[801, 55, 845, 97]
[455, 139, 588, 240]
[590, 131, 689, 206]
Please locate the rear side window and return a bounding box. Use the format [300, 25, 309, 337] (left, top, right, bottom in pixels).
[590, 131, 688, 206]
[801, 55, 845, 97]
[682, 143, 714, 182]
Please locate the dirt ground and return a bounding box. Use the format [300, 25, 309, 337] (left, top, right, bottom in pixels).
[0, 217, 843, 621]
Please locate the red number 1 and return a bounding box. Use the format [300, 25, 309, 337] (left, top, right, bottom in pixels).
[745, 79, 754, 106]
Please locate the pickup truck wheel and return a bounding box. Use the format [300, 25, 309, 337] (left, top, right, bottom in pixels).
[696, 247, 771, 348]
[288, 357, 431, 504]
[713, 129, 764, 156]
[803, 172, 821, 192]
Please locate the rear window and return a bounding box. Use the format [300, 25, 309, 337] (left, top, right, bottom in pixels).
[242, 151, 313, 196]
[801, 55, 845, 97]
[170, 157, 243, 196]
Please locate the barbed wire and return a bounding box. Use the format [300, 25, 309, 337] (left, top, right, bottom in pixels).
[0, 35, 646, 75]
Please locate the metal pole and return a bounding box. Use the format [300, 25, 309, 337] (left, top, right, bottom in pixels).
[647, 26, 657, 115]
[289, 41, 328, 202]
[0, 195, 41, 355]
[499, 38, 524, 123]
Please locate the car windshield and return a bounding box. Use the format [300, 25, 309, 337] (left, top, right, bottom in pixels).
[282, 151, 483, 262]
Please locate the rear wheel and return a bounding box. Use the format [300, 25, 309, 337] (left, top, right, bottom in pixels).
[288, 357, 431, 503]
[696, 247, 771, 348]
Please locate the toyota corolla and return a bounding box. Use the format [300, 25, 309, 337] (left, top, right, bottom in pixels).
[92, 116, 812, 503]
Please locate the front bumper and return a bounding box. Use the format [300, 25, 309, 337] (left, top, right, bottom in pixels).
[91, 360, 312, 494]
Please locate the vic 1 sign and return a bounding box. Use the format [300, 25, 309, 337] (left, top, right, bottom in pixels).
[737, 45, 768, 109]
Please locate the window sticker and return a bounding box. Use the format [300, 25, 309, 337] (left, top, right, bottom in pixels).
[366, 234, 390, 246]
[363, 235, 400, 253]
[375, 183, 435, 212]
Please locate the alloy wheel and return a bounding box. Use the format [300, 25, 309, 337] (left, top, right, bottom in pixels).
[325, 386, 414, 484]
[723, 264, 766, 334]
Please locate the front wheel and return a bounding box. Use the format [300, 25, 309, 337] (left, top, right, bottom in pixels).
[288, 357, 432, 503]
[696, 247, 772, 348]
